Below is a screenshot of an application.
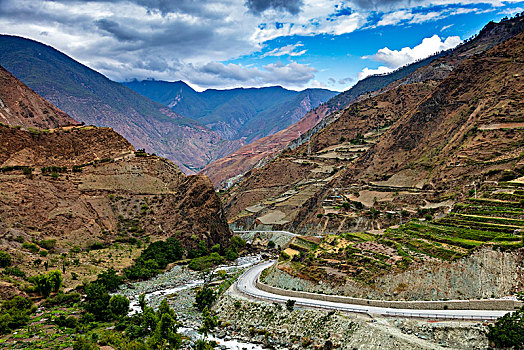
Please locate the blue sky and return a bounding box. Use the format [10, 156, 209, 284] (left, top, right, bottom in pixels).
[0, 0, 522, 91]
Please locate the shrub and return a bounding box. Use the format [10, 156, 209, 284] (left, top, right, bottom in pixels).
[3, 266, 25, 278]
[88, 241, 105, 250]
[267, 240, 276, 249]
[38, 239, 57, 251]
[0, 250, 11, 267]
[96, 268, 122, 292]
[194, 286, 216, 311]
[44, 292, 81, 307]
[224, 248, 238, 261]
[109, 295, 130, 319]
[286, 299, 296, 311]
[188, 253, 224, 271]
[488, 309, 524, 348]
[30, 270, 62, 297]
[0, 296, 35, 334]
[54, 315, 78, 328]
[84, 283, 110, 320]
[124, 238, 184, 280]
[229, 236, 246, 249]
[22, 242, 39, 253]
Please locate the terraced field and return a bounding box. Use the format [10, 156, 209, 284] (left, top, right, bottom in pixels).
[278, 181, 524, 285]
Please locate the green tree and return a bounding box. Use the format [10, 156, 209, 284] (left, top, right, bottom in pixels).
[194, 286, 216, 311]
[147, 313, 181, 350]
[0, 296, 34, 334]
[286, 299, 296, 311]
[84, 283, 110, 320]
[109, 295, 130, 319]
[224, 247, 238, 261]
[488, 293, 524, 348]
[199, 307, 218, 339]
[229, 236, 246, 250]
[96, 268, 122, 292]
[73, 336, 98, 350]
[0, 251, 11, 267]
[47, 270, 62, 293]
[32, 274, 52, 298]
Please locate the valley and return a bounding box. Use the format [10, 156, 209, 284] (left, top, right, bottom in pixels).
[0, 6, 523, 350]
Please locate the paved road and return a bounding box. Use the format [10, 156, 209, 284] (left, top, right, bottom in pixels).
[233, 230, 298, 236]
[236, 261, 512, 320]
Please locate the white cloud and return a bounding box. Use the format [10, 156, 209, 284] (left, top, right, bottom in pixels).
[357, 66, 393, 80]
[358, 34, 461, 80]
[0, 0, 519, 90]
[262, 42, 307, 57]
[441, 24, 454, 31]
[376, 10, 413, 26]
[368, 34, 462, 69]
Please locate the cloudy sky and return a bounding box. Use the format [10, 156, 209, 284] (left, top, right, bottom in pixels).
[0, 0, 522, 91]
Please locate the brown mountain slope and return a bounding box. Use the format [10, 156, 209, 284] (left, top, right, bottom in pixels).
[223, 81, 437, 226]
[289, 28, 524, 232]
[0, 65, 77, 129]
[0, 124, 232, 292]
[223, 23, 524, 234]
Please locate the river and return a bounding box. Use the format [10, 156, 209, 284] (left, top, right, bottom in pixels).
[116, 255, 267, 349]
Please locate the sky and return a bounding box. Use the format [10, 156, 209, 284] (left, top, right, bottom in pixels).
[0, 0, 522, 92]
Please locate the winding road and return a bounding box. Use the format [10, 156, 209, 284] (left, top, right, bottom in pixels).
[235, 261, 513, 320]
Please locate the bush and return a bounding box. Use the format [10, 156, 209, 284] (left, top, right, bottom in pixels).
[0, 296, 35, 334]
[109, 295, 130, 319]
[0, 251, 11, 267]
[96, 268, 122, 292]
[224, 248, 238, 261]
[73, 336, 98, 350]
[44, 292, 81, 307]
[54, 314, 78, 328]
[22, 242, 39, 253]
[84, 283, 110, 320]
[188, 253, 225, 271]
[38, 239, 57, 251]
[267, 240, 276, 249]
[124, 238, 184, 280]
[195, 286, 216, 311]
[488, 294, 524, 349]
[3, 266, 25, 278]
[286, 299, 296, 311]
[30, 270, 62, 297]
[229, 236, 246, 250]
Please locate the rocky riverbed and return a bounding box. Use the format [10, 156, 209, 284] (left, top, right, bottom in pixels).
[115, 255, 268, 349]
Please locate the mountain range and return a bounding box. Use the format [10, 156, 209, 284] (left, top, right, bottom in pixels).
[0, 35, 335, 173]
[124, 80, 336, 143]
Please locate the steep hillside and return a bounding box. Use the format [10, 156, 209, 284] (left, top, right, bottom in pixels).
[223, 16, 524, 234]
[124, 80, 336, 142]
[0, 124, 232, 292]
[202, 15, 524, 188]
[0, 35, 241, 173]
[0, 65, 77, 129]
